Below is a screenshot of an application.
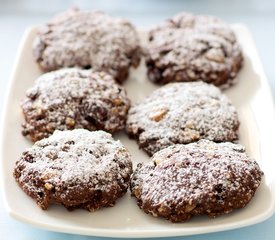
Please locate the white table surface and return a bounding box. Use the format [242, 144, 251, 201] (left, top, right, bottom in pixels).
[1, 0, 275, 239]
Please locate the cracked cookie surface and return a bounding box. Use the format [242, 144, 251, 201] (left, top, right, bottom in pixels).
[21, 68, 130, 142]
[33, 8, 141, 83]
[126, 81, 239, 156]
[130, 140, 263, 222]
[146, 12, 243, 88]
[14, 129, 132, 211]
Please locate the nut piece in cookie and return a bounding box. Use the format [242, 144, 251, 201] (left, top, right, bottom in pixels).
[130, 140, 263, 222]
[145, 12, 243, 88]
[33, 8, 141, 83]
[21, 68, 130, 142]
[126, 81, 239, 156]
[14, 129, 133, 211]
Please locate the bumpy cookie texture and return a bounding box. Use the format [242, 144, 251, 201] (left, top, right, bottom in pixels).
[146, 12, 243, 88]
[33, 8, 141, 83]
[126, 81, 239, 156]
[131, 140, 263, 223]
[21, 68, 130, 142]
[14, 129, 132, 211]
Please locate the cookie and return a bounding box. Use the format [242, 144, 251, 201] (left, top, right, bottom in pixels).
[21, 68, 130, 142]
[131, 140, 263, 222]
[33, 8, 141, 83]
[146, 12, 243, 88]
[14, 129, 132, 211]
[126, 81, 239, 156]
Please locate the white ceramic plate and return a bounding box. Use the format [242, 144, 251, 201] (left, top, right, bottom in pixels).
[1, 25, 275, 238]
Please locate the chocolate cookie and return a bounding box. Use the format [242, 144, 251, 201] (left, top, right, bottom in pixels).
[126, 81, 239, 156]
[21, 68, 130, 142]
[33, 8, 141, 83]
[146, 12, 243, 88]
[131, 140, 263, 222]
[14, 129, 132, 211]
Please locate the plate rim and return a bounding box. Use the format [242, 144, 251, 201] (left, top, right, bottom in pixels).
[1, 24, 275, 238]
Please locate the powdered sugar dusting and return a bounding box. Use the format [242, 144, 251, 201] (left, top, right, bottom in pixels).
[14, 129, 132, 210]
[33, 8, 141, 83]
[21, 68, 130, 141]
[131, 140, 263, 222]
[126, 81, 239, 156]
[146, 12, 243, 87]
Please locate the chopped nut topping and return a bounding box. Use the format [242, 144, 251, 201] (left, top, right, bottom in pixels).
[44, 183, 54, 190]
[185, 204, 196, 212]
[65, 117, 75, 128]
[149, 108, 169, 122]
